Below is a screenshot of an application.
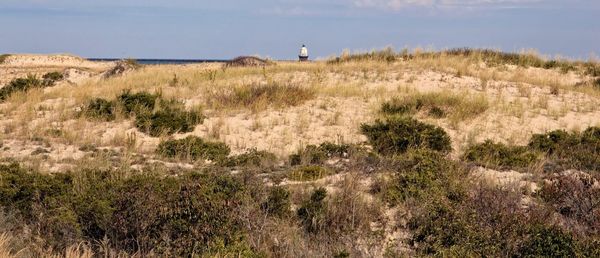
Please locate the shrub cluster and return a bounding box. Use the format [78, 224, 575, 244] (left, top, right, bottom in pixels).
[378, 149, 466, 204]
[0, 163, 255, 256]
[289, 142, 352, 166]
[361, 117, 452, 155]
[0, 72, 64, 102]
[219, 148, 278, 168]
[157, 136, 230, 162]
[463, 140, 541, 171]
[464, 127, 600, 173]
[82, 90, 204, 136]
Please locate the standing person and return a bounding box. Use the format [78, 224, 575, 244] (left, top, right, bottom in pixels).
[299, 44, 309, 61]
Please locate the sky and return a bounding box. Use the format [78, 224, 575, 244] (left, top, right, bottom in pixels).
[0, 0, 599, 60]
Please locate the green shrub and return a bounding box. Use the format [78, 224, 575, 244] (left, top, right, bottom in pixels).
[41, 72, 64, 86]
[220, 148, 277, 168]
[463, 140, 541, 170]
[261, 186, 291, 218]
[528, 130, 574, 154]
[288, 165, 330, 181]
[0, 75, 42, 101]
[518, 226, 577, 257]
[117, 90, 159, 115]
[382, 149, 465, 204]
[297, 188, 328, 233]
[289, 142, 350, 166]
[360, 117, 452, 155]
[135, 107, 204, 137]
[528, 128, 600, 172]
[157, 136, 230, 162]
[82, 98, 116, 121]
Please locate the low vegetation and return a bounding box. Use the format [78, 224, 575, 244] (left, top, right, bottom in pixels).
[82, 90, 204, 136]
[328, 47, 599, 75]
[207, 82, 316, 112]
[0, 72, 64, 102]
[381, 91, 489, 122]
[157, 136, 230, 162]
[0, 54, 10, 64]
[288, 165, 331, 181]
[361, 117, 452, 155]
[463, 127, 600, 173]
[463, 140, 541, 171]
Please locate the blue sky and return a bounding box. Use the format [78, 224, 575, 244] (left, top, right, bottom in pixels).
[1, 0, 598, 60]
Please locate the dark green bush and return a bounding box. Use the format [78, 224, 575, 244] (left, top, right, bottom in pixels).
[117, 90, 159, 115]
[297, 187, 328, 233]
[157, 136, 230, 162]
[0, 75, 42, 101]
[220, 148, 277, 168]
[529, 128, 600, 172]
[261, 186, 291, 218]
[82, 98, 116, 121]
[382, 149, 466, 204]
[289, 142, 350, 166]
[463, 140, 541, 170]
[41, 72, 64, 86]
[528, 130, 574, 154]
[360, 117, 452, 155]
[518, 226, 577, 257]
[135, 108, 204, 137]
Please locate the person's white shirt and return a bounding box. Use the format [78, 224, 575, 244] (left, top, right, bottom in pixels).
[300, 46, 308, 57]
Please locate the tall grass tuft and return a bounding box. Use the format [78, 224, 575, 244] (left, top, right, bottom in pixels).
[207, 82, 315, 112]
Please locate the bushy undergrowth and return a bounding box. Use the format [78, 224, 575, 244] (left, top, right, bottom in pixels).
[289, 142, 352, 166]
[82, 90, 204, 136]
[117, 90, 159, 115]
[157, 136, 230, 162]
[464, 127, 600, 173]
[381, 91, 489, 121]
[361, 117, 452, 155]
[463, 140, 541, 171]
[207, 82, 315, 112]
[135, 107, 203, 137]
[82, 98, 116, 121]
[219, 148, 278, 168]
[378, 149, 466, 204]
[0, 163, 255, 256]
[0, 72, 63, 102]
